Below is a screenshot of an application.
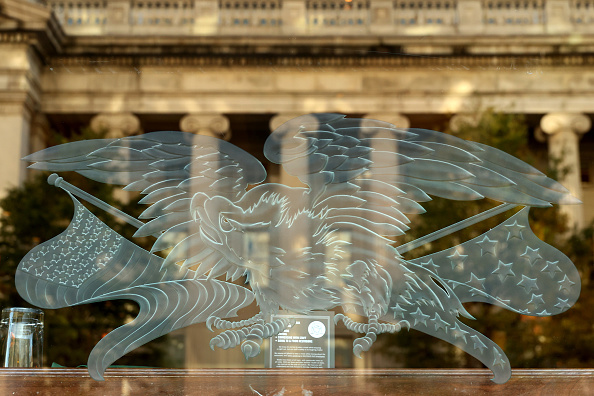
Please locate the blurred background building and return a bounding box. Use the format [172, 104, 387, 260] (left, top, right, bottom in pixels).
[0, 0, 593, 369]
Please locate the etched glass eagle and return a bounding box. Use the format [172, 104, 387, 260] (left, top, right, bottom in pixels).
[16, 114, 581, 383]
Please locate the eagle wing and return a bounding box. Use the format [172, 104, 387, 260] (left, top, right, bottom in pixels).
[264, 113, 577, 239]
[24, 131, 267, 276]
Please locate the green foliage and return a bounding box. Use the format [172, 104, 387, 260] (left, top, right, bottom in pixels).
[380, 110, 594, 369]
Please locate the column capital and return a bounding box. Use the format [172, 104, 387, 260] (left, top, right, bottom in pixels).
[449, 113, 480, 133]
[540, 112, 591, 137]
[364, 113, 410, 129]
[90, 112, 140, 138]
[180, 113, 231, 140]
[269, 113, 305, 132]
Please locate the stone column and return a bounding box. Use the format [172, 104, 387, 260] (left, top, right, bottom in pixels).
[269, 113, 306, 186]
[0, 42, 42, 198]
[90, 112, 141, 138]
[0, 0, 58, 199]
[178, 114, 235, 371]
[180, 113, 231, 141]
[89, 113, 141, 202]
[362, 114, 411, 220]
[0, 105, 33, 198]
[540, 112, 592, 230]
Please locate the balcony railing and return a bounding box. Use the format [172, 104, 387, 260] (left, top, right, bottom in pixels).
[483, 1, 545, 26]
[130, 1, 196, 28]
[393, 1, 458, 28]
[50, 1, 108, 30]
[219, 1, 283, 29]
[571, 0, 594, 25]
[306, 1, 370, 29]
[45, 0, 594, 36]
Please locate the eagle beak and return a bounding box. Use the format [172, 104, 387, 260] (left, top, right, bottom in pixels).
[200, 225, 223, 246]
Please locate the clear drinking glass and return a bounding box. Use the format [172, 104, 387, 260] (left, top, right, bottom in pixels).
[0, 308, 44, 367]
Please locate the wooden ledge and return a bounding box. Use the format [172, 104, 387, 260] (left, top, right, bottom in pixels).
[1, 368, 593, 395]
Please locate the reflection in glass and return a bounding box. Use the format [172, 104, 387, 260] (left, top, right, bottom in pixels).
[13, 114, 582, 383]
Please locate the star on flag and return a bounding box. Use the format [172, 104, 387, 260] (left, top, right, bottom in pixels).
[492, 261, 515, 282]
[409, 207, 580, 316]
[450, 322, 469, 343]
[410, 307, 430, 326]
[447, 249, 468, 271]
[505, 220, 525, 240]
[476, 236, 497, 256]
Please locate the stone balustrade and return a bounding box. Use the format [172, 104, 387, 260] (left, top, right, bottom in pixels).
[393, 0, 458, 28]
[44, 0, 594, 36]
[306, 0, 370, 29]
[49, 1, 107, 33]
[571, 0, 594, 26]
[482, 0, 545, 27]
[131, 1, 196, 28]
[219, 0, 282, 28]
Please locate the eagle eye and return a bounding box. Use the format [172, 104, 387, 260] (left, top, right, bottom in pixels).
[220, 214, 234, 232]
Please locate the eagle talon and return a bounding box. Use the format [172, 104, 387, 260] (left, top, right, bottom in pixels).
[353, 344, 364, 358]
[398, 320, 411, 331]
[209, 336, 222, 351]
[353, 332, 377, 358]
[241, 339, 261, 359]
[206, 316, 218, 332]
[334, 313, 345, 325]
[206, 313, 264, 332]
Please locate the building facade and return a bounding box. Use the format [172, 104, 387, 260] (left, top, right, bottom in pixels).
[1, 0, 593, 368]
[1, 0, 593, 227]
